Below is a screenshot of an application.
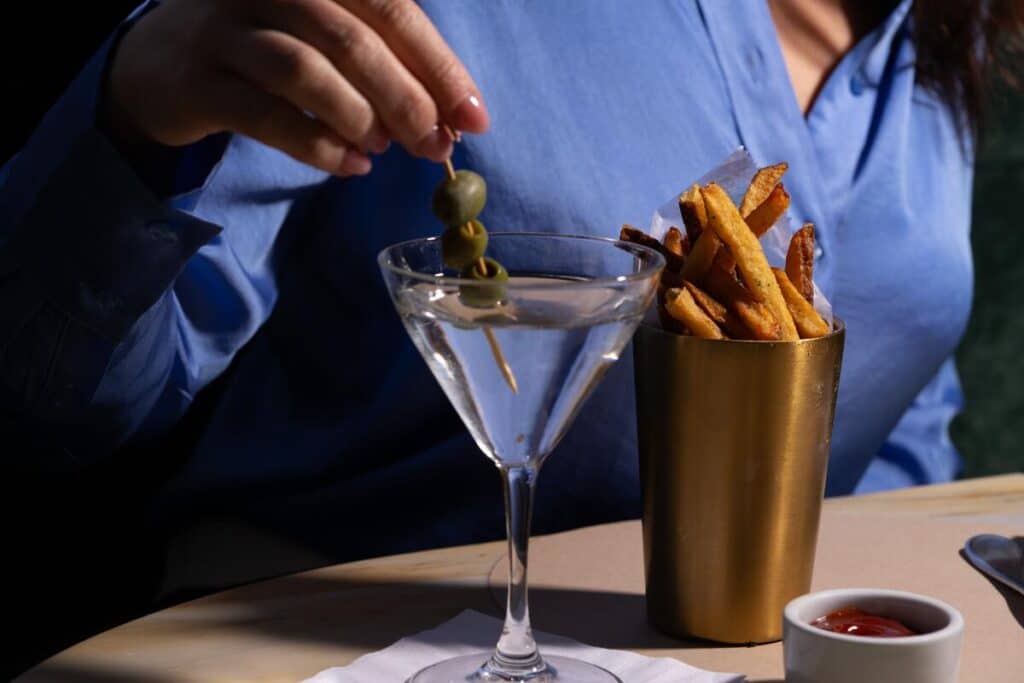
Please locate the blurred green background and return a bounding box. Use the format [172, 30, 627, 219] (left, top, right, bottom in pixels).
[951, 92, 1024, 478]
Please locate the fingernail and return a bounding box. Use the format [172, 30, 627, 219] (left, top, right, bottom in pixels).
[450, 93, 489, 133]
[340, 151, 372, 176]
[415, 127, 453, 162]
[367, 130, 391, 155]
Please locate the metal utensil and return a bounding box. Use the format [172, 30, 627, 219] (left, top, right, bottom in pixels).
[963, 534, 1024, 597]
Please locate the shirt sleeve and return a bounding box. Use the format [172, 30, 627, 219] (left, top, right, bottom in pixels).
[0, 3, 326, 470]
[854, 358, 965, 494]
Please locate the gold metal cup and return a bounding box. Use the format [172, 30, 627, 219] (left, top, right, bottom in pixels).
[634, 321, 845, 644]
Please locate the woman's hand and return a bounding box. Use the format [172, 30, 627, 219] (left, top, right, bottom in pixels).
[103, 0, 488, 176]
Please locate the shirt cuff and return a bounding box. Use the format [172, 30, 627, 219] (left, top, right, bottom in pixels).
[3, 128, 221, 341]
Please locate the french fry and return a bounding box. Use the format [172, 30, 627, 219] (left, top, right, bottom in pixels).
[677, 178, 789, 283]
[739, 162, 788, 216]
[620, 223, 667, 254]
[655, 160, 831, 342]
[692, 183, 786, 282]
[704, 263, 781, 340]
[712, 238, 736, 274]
[745, 183, 790, 237]
[620, 224, 685, 272]
[662, 268, 685, 290]
[786, 223, 815, 305]
[680, 230, 720, 283]
[663, 226, 687, 257]
[657, 283, 683, 333]
[678, 184, 707, 244]
[772, 268, 830, 338]
[657, 301, 690, 335]
[664, 287, 726, 340]
[683, 281, 750, 339]
[701, 183, 798, 340]
[682, 280, 726, 320]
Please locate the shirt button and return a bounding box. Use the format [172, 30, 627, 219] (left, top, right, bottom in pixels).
[850, 76, 865, 96]
[813, 245, 824, 261]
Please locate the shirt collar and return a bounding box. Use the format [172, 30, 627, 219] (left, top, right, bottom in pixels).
[855, 0, 914, 90]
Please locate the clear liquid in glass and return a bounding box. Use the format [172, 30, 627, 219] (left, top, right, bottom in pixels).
[397, 276, 641, 468]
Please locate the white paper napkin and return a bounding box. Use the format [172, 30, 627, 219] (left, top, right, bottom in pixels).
[303, 610, 744, 682]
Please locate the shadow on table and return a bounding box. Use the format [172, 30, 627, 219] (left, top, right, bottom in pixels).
[151, 571, 739, 654]
[18, 663, 179, 683]
[959, 544, 1024, 630]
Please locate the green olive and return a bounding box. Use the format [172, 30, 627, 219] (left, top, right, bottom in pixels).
[432, 170, 487, 227]
[441, 220, 488, 270]
[459, 257, 508, 307]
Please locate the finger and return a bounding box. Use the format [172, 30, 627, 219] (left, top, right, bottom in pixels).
[199, 73, 372, 176]
[252, 0, 451, 161]
[218, 27, 388, 154]
[341, 0, 488, 133]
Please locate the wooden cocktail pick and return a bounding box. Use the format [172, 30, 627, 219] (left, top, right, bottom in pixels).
[442, 125, 518, 394]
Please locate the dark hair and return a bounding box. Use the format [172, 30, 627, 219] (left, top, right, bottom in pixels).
[911, 0, 1024, 136]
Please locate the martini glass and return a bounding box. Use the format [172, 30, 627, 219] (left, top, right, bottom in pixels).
[379, 233, 664, 682]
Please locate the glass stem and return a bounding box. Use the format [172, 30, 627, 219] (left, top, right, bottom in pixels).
[488, 464, 544, 675]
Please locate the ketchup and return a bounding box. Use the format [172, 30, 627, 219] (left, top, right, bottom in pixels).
[811, 606, 918, 638]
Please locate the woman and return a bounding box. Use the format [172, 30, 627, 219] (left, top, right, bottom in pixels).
[0, 0, 1020, 667]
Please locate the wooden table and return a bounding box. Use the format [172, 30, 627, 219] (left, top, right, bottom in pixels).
[21, 474, 1024, 682]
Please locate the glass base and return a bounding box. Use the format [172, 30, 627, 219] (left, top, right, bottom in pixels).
[406, 653, 621, 682]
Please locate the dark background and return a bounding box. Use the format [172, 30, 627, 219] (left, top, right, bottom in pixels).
[951, 92, 1024, 478]
[2, 5, 1021, 473]
[2, 4, 139, 163]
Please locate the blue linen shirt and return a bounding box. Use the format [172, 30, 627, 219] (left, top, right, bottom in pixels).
[0, 1, 972, 575]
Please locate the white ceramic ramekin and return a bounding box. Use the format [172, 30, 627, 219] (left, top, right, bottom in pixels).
[783, 588, 964, 683]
